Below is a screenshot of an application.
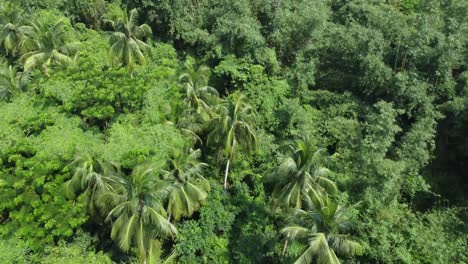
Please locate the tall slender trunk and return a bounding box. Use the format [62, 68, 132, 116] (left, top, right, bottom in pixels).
[224, 159, 230, 190]
[281, 239, 289, 258]
[140, 250, 147, 264]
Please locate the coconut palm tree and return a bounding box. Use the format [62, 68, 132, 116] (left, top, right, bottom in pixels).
[267, 137, 337, 209]
[105, 8, 152, 77]
[163, 148, 210, 221]
[129, 247, 176, 264]
[0, 61, 29, 101]
[129, 239, 176, 264]
[0, 2, 28, 57]
[100, 164, 177, 263]
[176, 60, 219, 142]
[1, 23, 27, 57]
[20, 15, 81, 73]
[207, 93, 256, 190]
[178, 59, 219, 113]
[62, 154, 121, 214]
[281, 196, 363, 264]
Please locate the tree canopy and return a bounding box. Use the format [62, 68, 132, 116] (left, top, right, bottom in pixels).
[0, 0, 466, 263]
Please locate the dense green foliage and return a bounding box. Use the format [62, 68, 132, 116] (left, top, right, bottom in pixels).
[0, 0, 467, 263]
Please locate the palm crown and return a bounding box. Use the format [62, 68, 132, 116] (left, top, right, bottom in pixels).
[164, 149, 210, 221]
[100, 164, 177, 262]
[178, 59, 219, 112]
[268, 137, 338, 209]
[106, 8, 152, 76]
[208, 93, 256, 159]
[176, 59, 220, 139]
[20, 15, 81, 72]
[62, 154, 121, 215]
[207, 93, 256, 189]
[281, 196, 363, 264]
[0, 2, 28, 57]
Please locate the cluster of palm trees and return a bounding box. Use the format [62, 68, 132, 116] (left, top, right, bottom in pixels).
[177, 59, 257, 190]
[63, 150, 207, 263]
[0, 9, 81, 73]
[267, 137, 363, 264]
[58, 56, 364, 263]
[0, 5, 153, 101]
[60, 59, 259, 262]
[0, 4, 152, 73]
[1, 3, 364, 261]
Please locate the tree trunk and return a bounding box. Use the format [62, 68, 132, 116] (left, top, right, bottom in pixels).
[141, 251, 147, 264]
[281, 239, 289, 258]
[224, 159, 230, 190]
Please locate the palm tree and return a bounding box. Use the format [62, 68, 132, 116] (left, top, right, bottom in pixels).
[1, 23, 26, 57]
[129, 239, 176, 264]
[100, 164, 177, 263]
[178, 59, 219, 113]
[281, 196, 363, 264]
[0, 61, 29, 101]
[207, 93, 256, 190]
[0, 3, 23, 56]
[176, 60, 219, 142]
[20, 16, 81, 73]
[163, 148, 210, 221]
[176, 59, 219, 138]
[62, 154, 120, 214]
[267, 137, 337, 209]
[105, 8, 152, 77]
[0, 2, 28, 57]
[129, 248, 176, 264]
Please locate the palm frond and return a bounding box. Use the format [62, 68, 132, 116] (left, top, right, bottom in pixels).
[293, 245, 317, 264]
[51, 50, 74, 68]
[328, 234, 364, 256]
[316, 176, 338, 195]
[116, 213, 138, 252]
[147, 206, 178, 237]
[280, 226, 310, 240]
[22, 51, 47, 71]
[59, 41, 82, 55]
[128, 38, 145, 65]
[137, 24, 152, 37]
[109, 32, 127, 44]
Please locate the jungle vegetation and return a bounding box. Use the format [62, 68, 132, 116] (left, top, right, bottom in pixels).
[0, 0, 467, 263]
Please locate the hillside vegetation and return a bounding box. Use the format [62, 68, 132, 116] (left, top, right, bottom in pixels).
[0, 0, 467, 263]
